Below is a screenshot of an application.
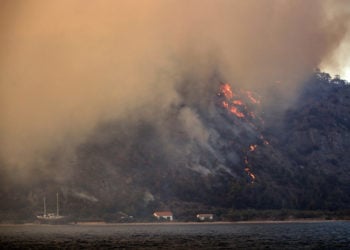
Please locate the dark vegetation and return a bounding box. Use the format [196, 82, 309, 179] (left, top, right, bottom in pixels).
[0, 71, 350, 222]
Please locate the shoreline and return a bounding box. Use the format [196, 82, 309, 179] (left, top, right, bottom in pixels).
[0, 219, 348, 227]
[72, 219, 349, 225]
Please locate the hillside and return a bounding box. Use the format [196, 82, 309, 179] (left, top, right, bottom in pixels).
[0, 71, 349, 221]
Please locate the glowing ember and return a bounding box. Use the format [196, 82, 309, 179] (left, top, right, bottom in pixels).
[245, 91, 260, 104]
[259, 135, 270, 145]
[249, 144, 257, 151]
[230, 106, 245, 118]
[249, 172, 256, 180]
[244, 145, 258, 183]
[220, 83, 234, 99]
[244, 166, 256, 183]
[244, 156, 248, 164]
[222, 101, 229, 109]
[249, 112, 256, 118]
[233, 100, 243, 105]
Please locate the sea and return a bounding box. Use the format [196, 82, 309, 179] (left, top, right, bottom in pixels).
[0, 221, 349, 249]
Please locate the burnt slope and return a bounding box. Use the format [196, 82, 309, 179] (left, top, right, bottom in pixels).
[56, 72, 350, 215]
[0, 71, 349, 220]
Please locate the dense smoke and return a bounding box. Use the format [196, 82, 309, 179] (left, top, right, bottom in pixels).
[0, 0, 349, 176]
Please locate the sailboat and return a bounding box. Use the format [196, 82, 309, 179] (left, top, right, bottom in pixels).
[37, 192, 66, 223]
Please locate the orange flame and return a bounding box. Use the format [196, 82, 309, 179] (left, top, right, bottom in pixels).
[222, 101, 229, 109]
[219, 83, 254, 119]
[230, 106, 245, 118]
[245, 91, 260, 104]
[217, 83, 266, 184]
[244, 156, 249, 164]
[249, 144, 257, 151]
[220, 83, 234, 99]
[244, 143, 258, 183]
[249, 172, 256, 180]
[244, 166, 256, 183]
[233, 100, 243, 106]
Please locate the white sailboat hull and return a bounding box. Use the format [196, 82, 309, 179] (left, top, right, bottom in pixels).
[36, 215, 66, 220]
[37, 193, 69, 223]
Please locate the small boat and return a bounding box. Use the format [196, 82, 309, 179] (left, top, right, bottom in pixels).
[37, 192, 66, 223]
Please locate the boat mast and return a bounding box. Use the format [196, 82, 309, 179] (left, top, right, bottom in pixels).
[44, 197, 46, 217]
[56, 192, 59, 216]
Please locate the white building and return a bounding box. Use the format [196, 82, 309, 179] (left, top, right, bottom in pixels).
[196, 214, 214, 221]
[153, 211, 173, 221]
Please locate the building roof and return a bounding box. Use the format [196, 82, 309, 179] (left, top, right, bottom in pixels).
[154, 211, 173, 216]
[196, 214, 214, 217]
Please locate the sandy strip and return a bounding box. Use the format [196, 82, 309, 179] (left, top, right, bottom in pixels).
[0, 219, 347, 226]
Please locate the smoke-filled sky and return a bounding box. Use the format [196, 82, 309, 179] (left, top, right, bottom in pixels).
[1, 0, 350, 172]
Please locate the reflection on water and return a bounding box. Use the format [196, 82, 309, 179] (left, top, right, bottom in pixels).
[0, 221, 349, 249]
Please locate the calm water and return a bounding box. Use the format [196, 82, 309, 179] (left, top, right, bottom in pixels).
[0, 221, 349, 249]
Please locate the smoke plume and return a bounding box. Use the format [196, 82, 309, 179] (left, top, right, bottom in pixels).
[0, 0, 349, 176]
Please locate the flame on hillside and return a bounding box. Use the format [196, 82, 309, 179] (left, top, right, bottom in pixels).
[233, 100, 243, 106]
[220, 83, 234, 99]
[249, 144, 257, 152]
[230, 107, 245, 118]
[244, 90, 261, 104]
[217, 82, 271, 184]
[217, 83, 261, 120]
[244, 145, 257, 183]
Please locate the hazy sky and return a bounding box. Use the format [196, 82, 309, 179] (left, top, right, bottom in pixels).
[1, 0, 349, 172]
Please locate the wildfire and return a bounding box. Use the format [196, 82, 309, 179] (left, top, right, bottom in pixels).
[259, 135, 270, 145]
[218, 83, 263, 121]
[249, 144, 257, 151]
[244, 145, 258, 183]
[244, 167, 256, 183]
[218, 83, 246, 119]
[230, 106, 245, 118]
[216, 82, 270, 184]
[233, 100, 243, 106]
[244, 90, 260, 104]
[249, 172, 256, 181]
[220, 83, 234, 99]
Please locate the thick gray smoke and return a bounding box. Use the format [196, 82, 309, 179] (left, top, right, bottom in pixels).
[0, 0, 349, 179]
